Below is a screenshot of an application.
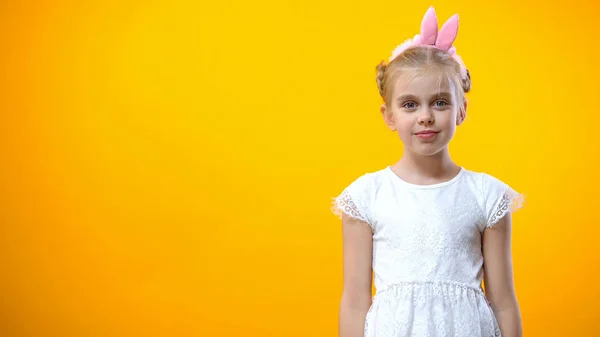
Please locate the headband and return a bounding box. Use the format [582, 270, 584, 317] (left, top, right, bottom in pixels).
[389, 6, 468, 80]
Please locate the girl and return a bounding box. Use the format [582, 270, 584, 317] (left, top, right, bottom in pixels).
[331, 7, 524, 337]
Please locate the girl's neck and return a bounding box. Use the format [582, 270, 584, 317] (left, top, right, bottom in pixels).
[392, 148, 461, 185]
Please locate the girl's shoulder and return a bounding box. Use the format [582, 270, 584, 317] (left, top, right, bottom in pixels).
[330, 167, 389, 228]
[461, 168, 525, 228]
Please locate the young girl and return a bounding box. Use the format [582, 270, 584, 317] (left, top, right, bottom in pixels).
[331, 7, 524, 337]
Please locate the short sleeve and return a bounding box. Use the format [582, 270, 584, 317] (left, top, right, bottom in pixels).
[482, 174, 525, 228]
[331, 173, 373, 227]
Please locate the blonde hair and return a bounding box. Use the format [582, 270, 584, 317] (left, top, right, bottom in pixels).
[376, 46, 471, 112]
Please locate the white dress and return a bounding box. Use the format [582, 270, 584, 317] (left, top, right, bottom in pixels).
[332, 166, 524, 337]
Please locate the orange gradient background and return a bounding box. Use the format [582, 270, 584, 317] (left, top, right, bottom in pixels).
[1, 0, 598, 336]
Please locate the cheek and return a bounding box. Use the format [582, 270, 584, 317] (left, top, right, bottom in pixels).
[437, 110, 457, 127]
[394, 114, 416, 141]
[398, 122, 414, 135]
[393, 112, 413, 129]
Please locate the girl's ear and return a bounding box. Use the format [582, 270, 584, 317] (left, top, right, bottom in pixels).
[456, 99, 467, 125]
[381, 104, 397, 131]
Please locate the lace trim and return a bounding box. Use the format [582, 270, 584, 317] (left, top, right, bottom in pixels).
[488, 188, 525, 227]
[372, 280, 486, 309]
[376, 280, 485, 297]
[330, 190, 368, 223]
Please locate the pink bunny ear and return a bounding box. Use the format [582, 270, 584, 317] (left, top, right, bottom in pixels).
[435, 14, 459, 50]
[420, 7, 438, 45]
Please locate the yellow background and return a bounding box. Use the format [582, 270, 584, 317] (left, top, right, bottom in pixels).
[1, 0, 598, 336]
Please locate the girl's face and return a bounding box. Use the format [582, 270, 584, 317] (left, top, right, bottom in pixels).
[381, 69, 466, 156]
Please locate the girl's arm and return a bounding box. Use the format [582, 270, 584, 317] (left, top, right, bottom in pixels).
[339, 212, 373, 337]
[482, 212, 523, 337]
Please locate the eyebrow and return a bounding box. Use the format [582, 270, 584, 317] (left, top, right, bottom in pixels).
[396, 92, 453, 102]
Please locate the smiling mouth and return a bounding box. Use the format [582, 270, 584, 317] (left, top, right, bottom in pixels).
[414, 130, 440, 140]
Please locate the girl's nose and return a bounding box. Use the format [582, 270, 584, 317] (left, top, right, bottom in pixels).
[418, 111, 435, 125]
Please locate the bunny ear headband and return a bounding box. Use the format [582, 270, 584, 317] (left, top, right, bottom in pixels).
[389, 6, 468, 80]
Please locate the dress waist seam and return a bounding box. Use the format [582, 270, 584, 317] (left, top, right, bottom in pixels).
[375, 279, 484, 297]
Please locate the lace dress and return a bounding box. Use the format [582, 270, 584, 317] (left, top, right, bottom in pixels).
[332, 167, 524, 337]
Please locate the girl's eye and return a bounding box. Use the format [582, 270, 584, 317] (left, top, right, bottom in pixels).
[403, 102, 417, 109]
[434, 100, 448, 107]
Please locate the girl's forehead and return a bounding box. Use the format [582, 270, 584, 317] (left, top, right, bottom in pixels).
[393, 71, 454, 96]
